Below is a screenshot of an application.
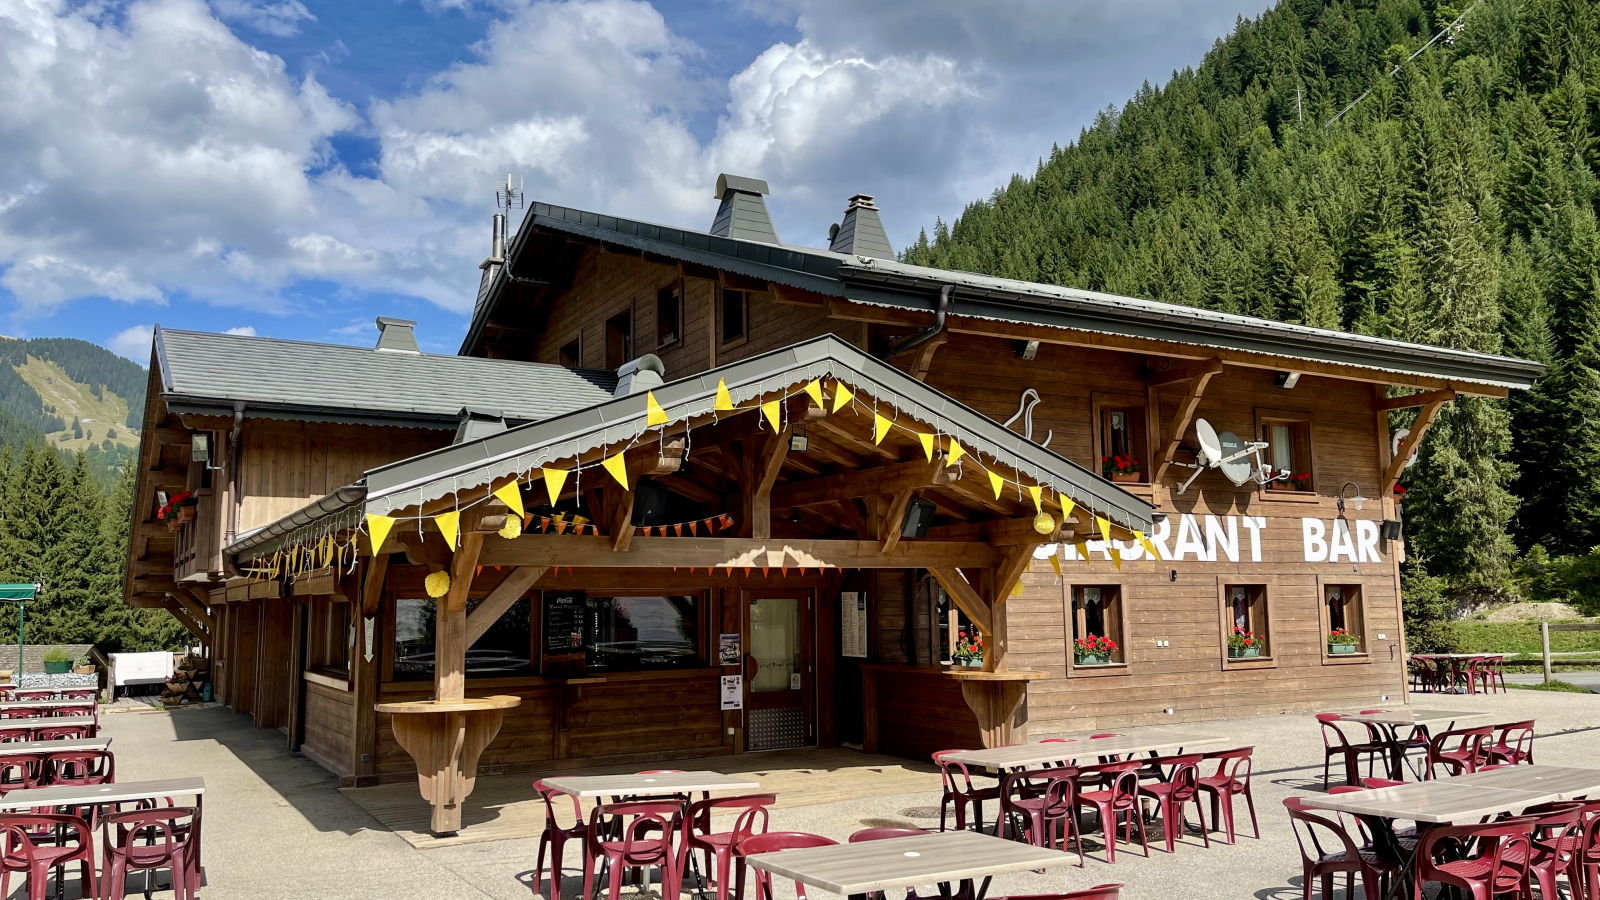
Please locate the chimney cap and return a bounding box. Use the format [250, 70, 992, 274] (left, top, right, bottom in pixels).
[374, 317, 422, 354]
[715, 173, 770, 199]
[846, 193, 879, 210]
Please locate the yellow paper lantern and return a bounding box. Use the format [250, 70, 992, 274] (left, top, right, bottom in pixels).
[424, 569, 451, 598]
[498, 515, 522, 539]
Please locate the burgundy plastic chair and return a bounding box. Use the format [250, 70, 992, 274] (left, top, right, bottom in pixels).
[1316, 714, 1385, 789]
[101, 807, 197, 900]
[736, 832, 837, 900]
[1425, 725, 1493, 779]
[0, 708, 40, 721]
[1138, 754, 1209, 853]
[1486, 720, 1536, 766]
[1525, 802, 1584, 900]
[849, 827, 927, 842]
[0, 730, 29, 744]
[999, 767, 1084, 866]
[1415, 818, 1534, 900]
[11, 692, 53, 703]
[0, 813, 95, 900]
[33, 725, 89, 741]
[991, 888, 1122, 900]
[1407, 656, 1435, 693]
[933, 750, 1000, 833]
[1578, 800, 1600, 900]
[1197, 747, 1258, 844]
[532, 779, 587, 900]
[1073, 761, 1147, 863]
[582, 800, 681, 900]
[42, 748, 112, 787]
[1283, 797, 1397, 900]
[49, 705, 93, 719]
[676, 793, 776, 900]
[0, 754, 42, 796]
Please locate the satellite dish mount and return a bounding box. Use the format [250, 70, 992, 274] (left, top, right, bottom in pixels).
[1172, 419, 1280, 495]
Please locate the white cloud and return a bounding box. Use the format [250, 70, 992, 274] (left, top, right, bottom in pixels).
[108, 324, 155, 365]
[210, 0, 314, 37]
[223, 325, 256, 336]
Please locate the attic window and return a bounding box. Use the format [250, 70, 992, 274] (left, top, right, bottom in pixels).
[606, 311, 633, 369]
[720, 288, 747, 344]
[657, 284, 682, 348]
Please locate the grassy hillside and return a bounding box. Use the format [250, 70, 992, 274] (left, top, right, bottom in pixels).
[0, 337, 145, 490]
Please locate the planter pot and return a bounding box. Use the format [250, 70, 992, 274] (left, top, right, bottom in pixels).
[1228, 647, 1260, 659]
[1110, 473, 1141, 484]
[1075, 652, 1111, 666]
[72, 665, 94, 674]
[965, 658, 984, 668]
[1266, 482, 1294, 492]
[43, 661, 72, 674]
[1329, 644, 1358, 655]
[177, 507, 195, 523]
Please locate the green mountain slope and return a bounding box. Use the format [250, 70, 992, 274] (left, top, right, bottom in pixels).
[0, 337, 146, 489]
[905, 0, 1599, 620]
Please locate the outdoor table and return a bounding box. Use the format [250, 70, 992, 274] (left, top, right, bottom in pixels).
[0, 700, 92, 712]
[1338, 708, 1490, 781]
[10, 717, 97, 737]
[540, 771, 761, 798]
[1411, 654, 1496, 693]
[0, 738, 108, 756]
[745, 829, 1075, 898]
[938, 728, 1229, 772]
[1301, 765, 1600, 899]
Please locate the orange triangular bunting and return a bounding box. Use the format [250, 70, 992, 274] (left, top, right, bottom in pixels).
[689, 521, 698, 536]
[674, 523, 683, 537]
[762, 567, 769, 577]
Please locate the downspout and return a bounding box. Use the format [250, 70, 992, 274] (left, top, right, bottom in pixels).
[875, 284, 952, 361]
[223, 402, 244, 572]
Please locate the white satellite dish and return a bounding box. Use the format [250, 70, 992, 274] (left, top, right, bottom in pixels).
[1391, 428, 1417, 469]
[1175, 418, 1273, 494]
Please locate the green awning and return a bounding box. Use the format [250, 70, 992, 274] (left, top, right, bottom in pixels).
[0, 584, 39, 601]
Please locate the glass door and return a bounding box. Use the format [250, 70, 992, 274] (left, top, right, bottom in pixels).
[744, 591, 813, 751]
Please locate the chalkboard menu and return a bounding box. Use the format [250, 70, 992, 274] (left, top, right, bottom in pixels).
[543, 591, 587, 675]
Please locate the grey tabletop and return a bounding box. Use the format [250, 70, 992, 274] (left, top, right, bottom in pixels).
[1454, 765, 1600, 800]
[541, 771, 760, 798]
[1300, 765, 1600, 823]
[9, 717, 96, 730]
[0, 700, 92, 711]
[745, 830, 1076, 893]
[0, 776, 205, 811]
[0, 738, 108, 756]
[939, 729, 1229, 771]
[1340, 709, 1491, 728]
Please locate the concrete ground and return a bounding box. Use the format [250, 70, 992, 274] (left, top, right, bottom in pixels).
[62, 689, 1600, 900]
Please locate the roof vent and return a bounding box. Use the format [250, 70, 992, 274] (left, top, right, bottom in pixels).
[453, 407, 507, 444]
[614, 354, 665, 397]
[709, 174, 780, 244]
[375, 317, 421, 354]
[828, 194, 894, 259]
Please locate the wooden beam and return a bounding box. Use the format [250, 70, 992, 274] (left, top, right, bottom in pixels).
[444, 533, 485, 615]
[465, 567, 547, 648]
[480, 535, 1004, 569]
[1145, 357, 1226, 387]
[879, 489, 917, 554]
[609, 490, 637, 552]
[291, 567, 343, 598]
[926, 516, 1064, 546]
[436, 532, 486, 703]
[361, 552, 392, 618]
[909, 332, 948, 382]
[1384, 396, 1448, 492]
[750, 431, 790, 541]
[167, 590, 210, 631]
[1154, 359, 1224, 483]
[992, 545, 1036, 606]
[656, 473, 722, 505]
[772, 456, 949, 509]
[1376, 387, 1457, 411]
[927, 567, 992, 635]
[163, 602, 208, 644]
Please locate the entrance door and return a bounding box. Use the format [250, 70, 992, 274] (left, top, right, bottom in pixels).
[744, 591, 813, 751]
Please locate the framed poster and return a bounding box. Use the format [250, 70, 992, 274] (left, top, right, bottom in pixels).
[718, 633, 741, 667]
[542, 590, 586, 675]
[720, 675, 743, 710]
[840, 591, 867, 658]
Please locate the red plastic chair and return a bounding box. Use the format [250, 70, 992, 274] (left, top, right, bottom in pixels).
[1283, 797, 1397, 900]
[1577, 801, 1600, 900]
[1483, 655, 1508, 693]
[0, 813, 95, 900]
[990, 888, 1122, 900]
[676, 793, 776, 900]
[1138, 754, 1209, 854]
[999, 767, 1084, 866]
[1197, 747, 1258, 844]
[33, 725, 89, 741]
[1425, 725, 1493, 779]
[0, 754, 42, 796]
[736, 832, 837, 900]
[100, 807, 197, 900]
[582, 800, 681, 900]
[55, 690, 94, 702]
[1526, 802, 1584, 900]
[1408, 656, 1436, 693]
[849, 827, 927, 842]
[532, 779, 587, 900]
[0, 708, 40, 721]
[11, 692, 53, 703]
[1415, 818, 1534, 900]
[933, 750, 1000, 833]
[1485, 721, 1536, 766]
[1316, 714, 1385, 788]
[49, 705, 93, 719]
[1073, 761, 1147, 863]
[0, 730, 29, 744]
[42, 748, 112, 787]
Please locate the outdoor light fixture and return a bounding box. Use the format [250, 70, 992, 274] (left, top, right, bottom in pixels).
[789, 426, 808, 452]
[1275, 371, 1301, 389]
[1381, 519, 1403, 541]
[1017, 340, 1040, 360]
[1336, 482, 1365, 513]
[900, 496, 937, 538]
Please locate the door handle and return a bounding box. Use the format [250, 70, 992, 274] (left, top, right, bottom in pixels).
[744, 654, 758, 681]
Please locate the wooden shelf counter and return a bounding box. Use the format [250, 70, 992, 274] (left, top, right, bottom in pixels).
[375, 695, 522, 834]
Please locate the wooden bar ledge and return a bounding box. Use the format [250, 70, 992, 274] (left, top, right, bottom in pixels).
[375, 695, 522, 835]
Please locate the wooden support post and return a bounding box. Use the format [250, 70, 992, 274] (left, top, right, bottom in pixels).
[909, 331, 948, 382]
[750, 431, 790, 541]
[927, 567, 992, 635]
[361, 552, 391, 619]
[1384, 396, 1448, 492]
[350, 557, 381, 785]
[436, 533, 485, 703]
[1542, 622, 1552, 685]
[609, 490, 637, 552]
[1153, 358, 1224, 483]
[465, 567, 547, 648]
[879, 489, 916, 555]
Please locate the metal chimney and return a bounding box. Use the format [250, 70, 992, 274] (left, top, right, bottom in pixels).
[374, 317, 421, 353]
[709, 174, 780, 244]
[828, 194, 894, 259]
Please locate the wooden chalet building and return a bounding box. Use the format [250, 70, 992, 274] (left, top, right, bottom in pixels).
[124, 175, 1541, 834]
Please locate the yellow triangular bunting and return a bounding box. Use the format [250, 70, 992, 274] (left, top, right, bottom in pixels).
[946, 439, 966, 468]
[1074, 540, 1089, 561]
[1010, 578, 1025, 598]
[1060, 497, 1076, 522]
[1049, 553, 1062, 579]
[988, 470, 1005, 499]
[919, 433, 935, 461]
[1110, 547, 1123, 570]
[645, 391, 669, 427]
[542, 467, 569, 506]
[1096, 515, 1114, 543]
[873, 413, 892, 445]
[1135, 529, 1160, 560]
[436, 511, 461, 551]
[1027, 485, 1043, 514]
[602, 452, 630, 490]
[366, 515, 395, 554]
[715, 379, 734, 411]
[804, 380, 825, 408]
[762, 399, 782, 432]
[493, 480, 525, 519]
[832, 382, 854, 413]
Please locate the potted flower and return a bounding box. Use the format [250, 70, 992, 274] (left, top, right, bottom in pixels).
[1227, 626, 1262, 659]
[1268, 471, 1312, 492]
[1328, 628, 1360, 655]
[1101, 454, 1141, 484]
[1074, 634, 1118, 666]
[952, 631, 983, 668]
[42, 648, 75, 675]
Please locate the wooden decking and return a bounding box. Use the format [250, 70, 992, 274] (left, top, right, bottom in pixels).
[340, 746, 942, 849]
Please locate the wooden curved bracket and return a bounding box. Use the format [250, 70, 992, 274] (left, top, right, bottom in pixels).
[378, 696, 520, 835]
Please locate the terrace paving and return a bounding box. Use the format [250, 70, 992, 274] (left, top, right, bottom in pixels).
[94, 688, 1600, 900]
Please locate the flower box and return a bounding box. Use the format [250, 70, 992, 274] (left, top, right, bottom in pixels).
[1328, 643, 1358, 655]
[177, 507, 195, 523]
[1228, 647, 1260, 659]
[1074, 651, 1111, 666]
[1110, 473, 1140, 484]
[42, 661, 72, 674]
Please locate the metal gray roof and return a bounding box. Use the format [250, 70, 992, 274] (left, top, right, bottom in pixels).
[229, 333, 1154, 562]
[468, 202, 1542, 390]
[155, 327, 617, 428]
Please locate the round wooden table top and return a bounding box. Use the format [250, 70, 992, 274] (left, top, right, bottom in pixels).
[375, 695, 522, 714]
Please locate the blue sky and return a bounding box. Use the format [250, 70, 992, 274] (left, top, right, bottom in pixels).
[0, 0, 1271, 361]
